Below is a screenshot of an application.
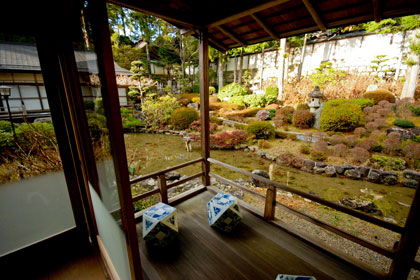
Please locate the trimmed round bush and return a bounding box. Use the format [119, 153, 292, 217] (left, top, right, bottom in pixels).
[363, 89, 396, 104]
[277, 106, 295, 124]
[313, 139, 329, 154]
[344, 135, 358, 148]
[366, 122, 379, 132]
[370, 130, 385, 140]
[363, 107, 374, 114]
[330, 135, 344, 145]
[374, 118, 388, 129]
[382, 138, 401, 155]
[209, 86, 217, 95]
[320, 100, 365, 131]
[218, 82, 247, 100]
[299, 143, 311, 154]
[0, 120, 13, 133]
[354, 127, 367, 137]
[351, 147, 370, 164]
[246, 121, 275, 139]
[393, 119, 414, 128]
[372, 105, 382, 112]
[170, 107, 199, 130]
[378, 108, 391, 117]
[378, 100, 390, 107]
[388, 131, 401, 139]
[332, 144, 348, 157]
[292, 110, 314, 128]
[297, 103, 310, 111]
[256, 109, 270, 121]
[356, 138, 378, 152]
[403, 143, 420, 160]
[310, 150, 327, 162]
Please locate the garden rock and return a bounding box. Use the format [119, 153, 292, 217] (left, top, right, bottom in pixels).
[380, 171, 398, 185]
[344, 169, 361, 179]
[165, 171, 181, 181]
[324, 165, 336, 177]
[403, 180, 418, 189]
[313, 167, 325, 174]
[249, 170, 270, 187]
[34, 117, 52, 123]
[302, 159, 315, 172]
[315, 162, 327, 168]
[276, 155, 293, 166]
[367, 169, 382, 183]
[187, 102, 199, 110]
[386, 128, 416, 140]
[292, 158, 304, 169]
[145, 178, 156, 187]
[356, 166, 370, 178]
[340, 197, 382, 216]
[334, 165, 345, 175]
[266, 154, 277, 161]
[248, 146, 259, 152]
[403, 170, 420, 181]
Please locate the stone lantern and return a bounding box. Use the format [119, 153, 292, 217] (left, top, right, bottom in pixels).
[308, 86, 324, 113]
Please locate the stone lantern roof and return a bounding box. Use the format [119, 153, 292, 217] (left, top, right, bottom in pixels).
[308, 86, 324, 98]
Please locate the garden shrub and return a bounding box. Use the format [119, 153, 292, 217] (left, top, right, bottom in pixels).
[170, 107, 199, 130]
[370, 155, 407, 171]
[268, 109, 276, 119]
[356, 138, 378, 152]
[313, 139, 329, 154]
[87, 112, 108, 140]
[190, 120, 217, 134]
[378, 100, 391, 107]
[142, 95, 180, 129]
[229, 96, 246, 106]
[83, 100, 95, 110]
[218, 82, 247, 100]
[374, 118, 388, 129]
[179, 98, 191, 106]
[16, 122, 56, 152]
[256, 110, 270, 121]
[364, 115, 374, 123]
[277, 106, 295, 124]
[243, 94, 267, 107]
[210, 130, 247, 149]
[409, 105, 420, 116]
[378, 108, 391, 117]
[330, 135, 344, 145]
[0, 130, 14, 151]
[403, 143, 420, 160]
[332, 144, 348, 157]
[370, 130, 385, 140]
[350, 147, 370, 164]
[222, 107, 260, 119]
[297, 103, 310, 111]
[366, 122, 379, 132]
[178, 93, 200, 102]
[258, 139, 271, 149]
[299, 143, 311, 154]
[0, 120, 13, 133]
[413, 135, 420, 143]
[363, 107, 374, 114]
[372, 105, 382, 112]
[310, 150, 327, 162]
[210, 102, 243, 111]
[94, 98, 104, 115]
[354, 127, 366, 137]
[210, 116, 223, 125]
[246, 121, 275, 139]
[388, 131, 401, 139]
[393, 119, 414, 128]
[292, 110, 313, 128]
[209, 86, 217, 94]
[191, 97, 200, 104]
[344, 135, 358, 148]
[320, 100, 365, 131]
[183, 86, 193, 93]
[382, 138, 401, 155]
[363, 89, 396, 104]
[263, 87, 278, 105]
[122, 118, 142, 129]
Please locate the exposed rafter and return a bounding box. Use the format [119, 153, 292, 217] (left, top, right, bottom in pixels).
[302, 0, 326, 32]
[217, 25, 247, 47]
[207, 0, 292, 28]
[208, 36, 228, 54]
[373, 0, 382, 22]
[251, 13, 279, 40]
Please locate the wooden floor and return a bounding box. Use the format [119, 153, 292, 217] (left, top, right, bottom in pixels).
[137, 190, 376, 280]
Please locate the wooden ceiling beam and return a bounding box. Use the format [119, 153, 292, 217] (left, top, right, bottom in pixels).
[217, 25, 247, 47]
[302, 0, 326, 32]
[373, 0, 382, 22]
[208, 37, 228, 54]
[207, 0, 292, 28]
[250, 13, 279, 40]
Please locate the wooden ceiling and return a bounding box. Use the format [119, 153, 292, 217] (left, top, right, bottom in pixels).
[110, 0, 420, 52]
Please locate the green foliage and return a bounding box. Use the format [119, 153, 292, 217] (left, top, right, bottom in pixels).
[320, 100, 365, 131]
[363, 89, 396, 104]
[246, 121, 275, 139]
[111, 44, 143, 70]
[324, 98, 374, 110]
[120, 108, 142, 129]
[86, 112, 108, 139]
[170, 107, 199, 130]
[393, 119, 414, 128]
[209, 86, 217, 94]
[229, 96, 246, 106]
[0, 121, 13, 133]
[297, 103, 310, 111]
[177, 93, 200, 102]
[94, 98, 104, 115]
[409, 105, 420, 116]
[83, 100, 95, 110]
[242, 70, 252, 88]
[277, 106, 295, 123]
[268, 109, 276, 119]
[142, 95, 180, 129]
[413, 135, 420, 143]
[364, 15, 420, 34]
[243, 94, 267, 107]
[16, 122, 56, 151]
[299, 143, 311, 154]
[292, 110, 314, 128]
[370, 155, 406, 171]
[265, 86, 278, 97]
[218, 82, 247, 100]
[0, 130, 14, 149]
[309, 61, 345, 88]
[310, 150, 327, 162]
[369, 55, 392, 80]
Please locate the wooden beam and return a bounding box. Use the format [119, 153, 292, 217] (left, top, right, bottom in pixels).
[207, 0, 292, 28]
[199, 29, 211, 186]
[251, 13, 279, 40]
[208, 37, 228, 53]
[217, 25, 247, 47]
[302, 0, 326, 32]
[373, 0, 382, 22]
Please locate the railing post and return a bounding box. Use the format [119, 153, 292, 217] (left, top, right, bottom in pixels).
[389, 185, 420, 279]
[158, 174, 168, 204]
[199, 28, 211, 186]
[264, 186, 276, 220]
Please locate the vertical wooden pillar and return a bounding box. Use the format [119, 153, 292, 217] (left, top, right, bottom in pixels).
[158, 175, 168, 204]
[88, 0, 142, 279]
[199, 29, 211, 186]
[389, 185, 420, 279]
[264, 186, 277, 220]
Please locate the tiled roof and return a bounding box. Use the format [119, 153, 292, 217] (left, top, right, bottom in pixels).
[0, 42, 131, 75]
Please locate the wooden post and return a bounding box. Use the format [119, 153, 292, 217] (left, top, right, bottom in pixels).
[389, 185, 420, 279]
[158, 175, 168, 204]
[264, 164, 276, 219]
[199, 29, 211, 186]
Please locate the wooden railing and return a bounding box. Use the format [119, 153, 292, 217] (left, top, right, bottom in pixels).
[207, 157, 420, 276]
[129, 158, 205, 204]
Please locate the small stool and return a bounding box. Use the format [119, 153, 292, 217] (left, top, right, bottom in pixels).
[143, 202, 178, 247]
[207, 192, 242, 232]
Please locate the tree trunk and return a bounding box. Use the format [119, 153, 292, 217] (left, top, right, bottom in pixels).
[218, 57, 224, 91]
[146, 42, 152, 78]
[238, 48, 244, 85]
[277, 38, 287, 101]
[401, 55, 420, 99]
[233, 56, 237, 83]
[298, 33, 308, 82]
